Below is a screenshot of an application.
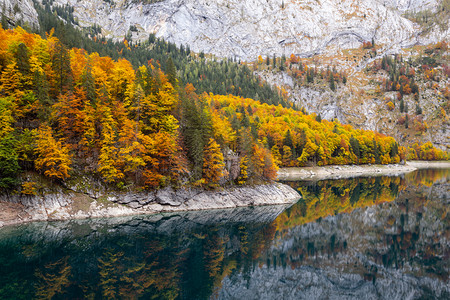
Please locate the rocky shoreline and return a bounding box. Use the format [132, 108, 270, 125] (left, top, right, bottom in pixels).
[1, 161, 448, 227]
[0, 182, 300, 228]
[277, 160, 450, 181]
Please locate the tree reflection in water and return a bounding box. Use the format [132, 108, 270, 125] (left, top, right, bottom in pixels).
[0, 169, 448, 299]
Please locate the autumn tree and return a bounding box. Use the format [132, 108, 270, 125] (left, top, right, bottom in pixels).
[202, 138, 225, 186]
[97, 109, 124, 184]
[35, 124, 72, 180]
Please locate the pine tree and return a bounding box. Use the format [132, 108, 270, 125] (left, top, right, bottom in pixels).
[349, 135, 360, 161]
[15, 43, 31, 76]
[329, 73, 336, 91]
[284, 129, 294, 149]
[0, 134, 20, 190]
[315, 114, 322, 122]
[415, 104, 422, 115]
[1, 2, 8, 29]
[82, 60, 96, 103]
[52, 41, 72, 95]
[166, 57, 177, 87]
[373, 139, 381, 164]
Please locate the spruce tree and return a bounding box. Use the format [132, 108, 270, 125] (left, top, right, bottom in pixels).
[166, 57, 177, 87]
[329, 73, 336, 91]
[15, 43, 30, 76]
[415, 104, 422, 115]
[52, 40, 72, 95]
[349, 135, 360, 160]
[1, 9, 8, 29]
[284, 129, 294, 149]
[316, 114, 322, 122]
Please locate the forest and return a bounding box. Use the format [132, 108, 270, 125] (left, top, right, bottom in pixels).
[0, 26, 447, 194]
[30, 0, 288, 107]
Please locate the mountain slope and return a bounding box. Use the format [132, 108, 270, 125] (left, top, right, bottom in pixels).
[0, 0, 39, 29]
[41, 0, 448, 60]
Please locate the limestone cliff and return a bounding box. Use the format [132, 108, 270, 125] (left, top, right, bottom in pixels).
[37, 0, 448, 61]
[0, 0, 39, 29]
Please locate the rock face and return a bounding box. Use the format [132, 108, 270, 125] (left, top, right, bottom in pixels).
[217, 177, 450, 299]
[39, 0, 447, 61]
[108, 182, 300, 210]
[379, 0, 438, 11]
[0, 182, 300, 227]
[0, 0, 39, 29]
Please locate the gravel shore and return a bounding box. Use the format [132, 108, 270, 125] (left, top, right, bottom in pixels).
[277, 161, 450, 181]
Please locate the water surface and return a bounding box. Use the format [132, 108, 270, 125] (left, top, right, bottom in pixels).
[0, 169, 448, 299]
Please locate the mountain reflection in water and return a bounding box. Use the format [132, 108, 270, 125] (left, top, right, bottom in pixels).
[0, 169, 448, 299]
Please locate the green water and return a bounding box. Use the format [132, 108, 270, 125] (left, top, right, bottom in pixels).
[0, 169, 449, 299]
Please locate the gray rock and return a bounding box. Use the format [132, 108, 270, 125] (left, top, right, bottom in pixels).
[156, 187, 182, 206]
[1, 0, 39, 29]
[41, 0, 447, 61]
[1, 182, 299, 226]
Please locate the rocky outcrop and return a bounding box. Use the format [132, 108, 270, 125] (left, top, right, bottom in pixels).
[378, 0, 439, 12]
[38, 0, 447, 61]
[0, 0, 39, 29]
[108, 182, 300, 210]
[0, 182, 300, 227]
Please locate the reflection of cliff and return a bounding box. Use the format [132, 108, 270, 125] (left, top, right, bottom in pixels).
[0, 206, 282, 299]
[218, 169, 450, 299]
[0, 170, 447, 299]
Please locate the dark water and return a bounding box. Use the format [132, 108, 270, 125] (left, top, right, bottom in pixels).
[0, 169, 449, 300]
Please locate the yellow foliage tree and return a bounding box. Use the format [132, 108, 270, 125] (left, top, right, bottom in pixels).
[98, 109, 124, 183]
[35, 125, 72, 180]
[202, 138, 225, 186]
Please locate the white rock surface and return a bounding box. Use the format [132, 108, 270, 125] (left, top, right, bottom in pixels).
[0, 0, 39, 29]
[0, 182, 300, 226]
[39, 0, 448, 61]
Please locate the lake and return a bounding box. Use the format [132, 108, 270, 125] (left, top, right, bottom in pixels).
[0, 169, 448, 299]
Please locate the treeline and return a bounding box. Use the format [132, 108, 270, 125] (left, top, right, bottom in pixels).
[287, 54, 347, 91]
[0, 27, 278, 193]
[0, 28, 446, 194]
[30, 0, 288, 107]
[373, 54, 420, 100]
[407, 142, 448, 161]
[256, 54, 347, 92]
[370, 42, 449, 113]
[208, 94, 406, 167]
